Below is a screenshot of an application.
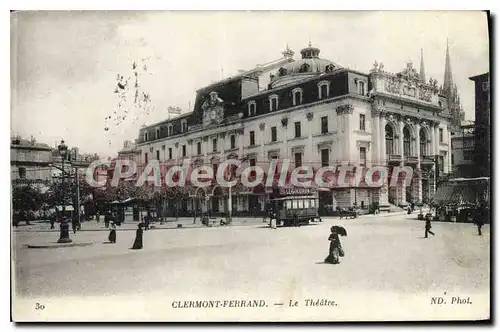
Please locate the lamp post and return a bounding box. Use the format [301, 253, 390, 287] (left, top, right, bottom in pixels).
[57, 140, 72, 243]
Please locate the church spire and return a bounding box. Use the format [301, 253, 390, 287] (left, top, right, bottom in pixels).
[420, 48, 426, 82]
[443, 39, 454, 96]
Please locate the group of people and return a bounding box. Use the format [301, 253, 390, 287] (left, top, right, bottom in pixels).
[105, 212, 152, 250]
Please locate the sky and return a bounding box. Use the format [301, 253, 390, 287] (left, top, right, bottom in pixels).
[10, 11, 490, 158]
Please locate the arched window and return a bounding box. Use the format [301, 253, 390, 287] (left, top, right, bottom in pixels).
[420, 128, 427, 156]
[325, 64, 334, 72]
[385, 125, 394, 156]
[292, 88, 303, 106]
[403, 126, 411, 157]
[278, 68, 287, 77]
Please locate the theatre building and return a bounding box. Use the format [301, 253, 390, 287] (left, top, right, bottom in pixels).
[134, 43, 459, 216]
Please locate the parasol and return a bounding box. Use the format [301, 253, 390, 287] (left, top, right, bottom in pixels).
[331, 225, 347, 237]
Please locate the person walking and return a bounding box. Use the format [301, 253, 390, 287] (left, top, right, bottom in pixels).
[131, 223, 144, 250]
[108, 222, 117, 243]
[104, 211, 110, 228]
[270, 212, 277, 229]
[474, 205, 485, 236]
[425, 214, 435, 238]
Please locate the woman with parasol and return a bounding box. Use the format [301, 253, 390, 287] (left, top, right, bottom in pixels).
[324, 226, 347, 264]
[131, 222, 144, 249]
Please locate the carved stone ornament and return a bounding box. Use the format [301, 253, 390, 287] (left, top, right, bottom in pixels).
[418, 86, 433, 102]
[219, 132, 226, 139]
[385, 77, 401, 94]
[281, 117, 288, 127]
[335, 104, 354, 115]
[174, 142, 179, 148]
[306, 112, 314, 121]
[187, 139, 193, 145]
[202, 136, 208, 142]
[371, 105, 382, 117]
[161, 145, 166, 150]
[149, 146, 154, 152]
[259, 123, 265, 131]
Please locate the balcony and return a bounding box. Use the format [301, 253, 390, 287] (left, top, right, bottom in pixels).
[386, 154, 402, 163]
[404, 155, 419, 164]
[421, 156, 435, 165]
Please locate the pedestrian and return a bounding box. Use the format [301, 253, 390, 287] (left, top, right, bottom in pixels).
[108, 222, 117, 243]
[49, 214, 55, 230]
[270, 212, 277, 229]
[145, 212, 151, 230]
[411, 202, 415, 212]
[131, 223, 144, 250]
[72, 217, 78, 234]
[474, 205, 485, 236]
[407, 205, 412, 215]
[104, 211, 110, 228]
[96, 212, 100, 223]
[425, 214, 435, 238]
[293, 212, 299, 227]
[324, 226, 347, 264]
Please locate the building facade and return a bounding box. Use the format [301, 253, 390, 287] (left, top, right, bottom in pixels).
[132, 43, 458, 215]
[451, 122, 475, 177]
[11, 136, 53, 187]
[469, 72, 490, 177]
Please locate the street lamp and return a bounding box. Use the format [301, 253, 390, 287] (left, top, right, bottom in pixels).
[57, 140, 72, 243]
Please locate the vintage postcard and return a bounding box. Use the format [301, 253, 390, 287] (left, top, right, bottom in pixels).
[10, 10, 490, 322]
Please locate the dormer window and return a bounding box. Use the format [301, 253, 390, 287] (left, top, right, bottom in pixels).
[155, 128, 160, 139]
[168, 124, 173, 136]
[248, 101, 257, 116]
[292, 88, 303, 106]
[357, 81, 366, 95]
[278, 67, 287, 77]
[325, 64, 335, 72]
[318, 81, 330, 99]
[299, 63, 310, 73]
[181, 120, 188, 133]
[269, 95, 279, 112]
[144, 132, 149, 141]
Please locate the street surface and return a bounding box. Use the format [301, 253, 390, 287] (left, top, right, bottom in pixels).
[12, 214, 490, 321]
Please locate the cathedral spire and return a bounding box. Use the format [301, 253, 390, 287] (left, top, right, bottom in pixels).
[420, 48, 426, 82]
[443, 39, 454, 96]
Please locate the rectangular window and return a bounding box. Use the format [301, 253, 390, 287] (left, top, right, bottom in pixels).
[360, 114, 366, 131]
[19, 167, 26, 179]
[213, 163, 218, 176]
[451, 153, 454, 165]
[168, 148, 172, 160]
[439, 155, 445, 172]
[321, 149, 329, 167]
[270, 98, 278, 111]
[320, 85, 328, 99]
[294, 122, 301, 138]
[250, 131, 255, 146]
[321, 116, 328, 134]
[182, 145, 186, 157]
[197, 142, 202, 155]
[213, 139, 218, 152]
[439, 128, 444, 143]
[144, 153, 148, 164]
[144, 132, 148, 141]
[156, 129, 160, 139]
[294, 152, 302, 168]
[271, 126, 277, 142]
[230, 135, 236, 149]
[249, 158, 256, 167]
[156, 150, 160, 160]
[359, 147, 367, 166]
[358, 81, 365, 95]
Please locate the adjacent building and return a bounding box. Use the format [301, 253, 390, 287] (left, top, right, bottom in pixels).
[451, 121, 475, 177]
[126, 42, 459, 215]
[469, 72, 490, 177]
[10, 136, 53, 187]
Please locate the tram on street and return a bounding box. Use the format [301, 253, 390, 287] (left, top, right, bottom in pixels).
[269, 187, 322, 226]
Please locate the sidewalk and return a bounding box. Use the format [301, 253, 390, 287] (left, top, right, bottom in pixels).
[13, 211, 410, 233]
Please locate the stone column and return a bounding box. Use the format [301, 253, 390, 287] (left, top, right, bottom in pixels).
[306, 112, 314, 164]
[379, 115, 387, 164]
[378, 113, 389, 211]
[372, 113, 380, 166]
[281, 117, 288, 160]
[336, 104, 354, 166]
[259, 123, 266, 160]
[398, 119, 406, 206]
[238, 130, 244, 159]
[415, 122, 423, 203]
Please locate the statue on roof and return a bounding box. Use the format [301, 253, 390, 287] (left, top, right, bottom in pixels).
[202, 91, 225, 126]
